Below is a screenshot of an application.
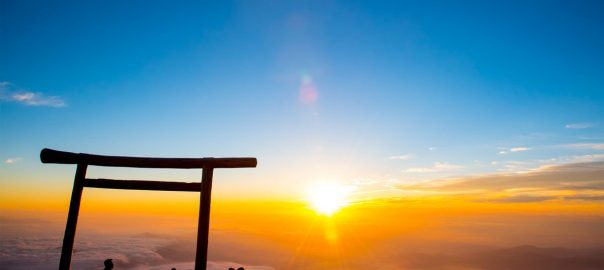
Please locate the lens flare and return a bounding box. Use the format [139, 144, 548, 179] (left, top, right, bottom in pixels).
[299, 72, 318, 104]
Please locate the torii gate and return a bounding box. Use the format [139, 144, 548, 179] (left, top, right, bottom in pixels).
[40, 148, 257, 270]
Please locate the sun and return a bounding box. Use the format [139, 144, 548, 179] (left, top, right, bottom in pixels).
[307, 182, 350, 216]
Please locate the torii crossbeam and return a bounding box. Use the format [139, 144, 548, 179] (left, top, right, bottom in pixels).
[40, 148, 257, 270]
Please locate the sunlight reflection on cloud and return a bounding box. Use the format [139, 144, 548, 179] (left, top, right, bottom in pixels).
[0, 229, 276, 270]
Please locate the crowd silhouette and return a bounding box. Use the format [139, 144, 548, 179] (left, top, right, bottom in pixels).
[103, 258, 245, 270]
[103, 259, 113, 270]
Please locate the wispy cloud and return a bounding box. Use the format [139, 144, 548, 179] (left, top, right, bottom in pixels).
[404, 162, 462, 173]
[482, 193, 604, 203]
[480, 195, 556, 203]
[563, 194, 604, 201]
[4, 157, 22, 164]
[565, 123, 595, 129]
[491, 154, 604, 173]
[498, 147, 531, 154]
[561, 143, 604, 150]
[10, 92, 66, 107]
[389, 154, 416, 161]
[0, 81, 66, 107]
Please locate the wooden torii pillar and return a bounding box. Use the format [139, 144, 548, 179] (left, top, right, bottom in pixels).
[40, 148, 257, 270]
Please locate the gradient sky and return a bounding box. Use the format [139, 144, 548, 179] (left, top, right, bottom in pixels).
[2, 0, 603, 199]
[2, 1, 604, 269]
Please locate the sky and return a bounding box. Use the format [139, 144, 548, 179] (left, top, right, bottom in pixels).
[1, 1, 604, 269]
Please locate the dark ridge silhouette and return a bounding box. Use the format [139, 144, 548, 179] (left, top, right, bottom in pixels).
[469, 245, 604, 270]
[397, 245, 604, 270]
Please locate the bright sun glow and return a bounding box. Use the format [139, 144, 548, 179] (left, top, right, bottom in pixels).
[308, 182, 351, 216]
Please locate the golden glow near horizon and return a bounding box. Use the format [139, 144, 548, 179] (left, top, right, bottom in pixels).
[307, 181, 352, 216]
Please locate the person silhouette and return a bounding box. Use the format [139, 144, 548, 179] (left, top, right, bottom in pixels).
[104, 259, 114, 270]
[237, 268, 245, 270]
[228, 268, 235, 270]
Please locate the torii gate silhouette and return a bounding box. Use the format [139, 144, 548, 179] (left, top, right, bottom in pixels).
[40, 148, 257, 270]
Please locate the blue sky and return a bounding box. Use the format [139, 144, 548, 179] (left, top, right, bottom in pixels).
[1, 0, 603, 197]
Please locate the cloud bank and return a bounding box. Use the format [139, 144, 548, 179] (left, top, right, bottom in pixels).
[400, 161, 604, 203]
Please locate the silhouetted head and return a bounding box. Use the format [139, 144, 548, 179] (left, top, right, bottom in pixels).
[237, 267, 245, 270]
[228, 268, 235, 270]
[171, 268, 176, 270]
[104, 259, 113, 269]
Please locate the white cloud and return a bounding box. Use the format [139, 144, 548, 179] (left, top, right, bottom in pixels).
[428, 147, 437, 151]
[565, 123, 594, 129]
[9, 91, 66, 107]
[404, 162, 462, 173]
[389, 154, 416, 161]
[5, 157, 22, 164]
[0, 81, 66, 107]
[498, 147, 530, 154]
